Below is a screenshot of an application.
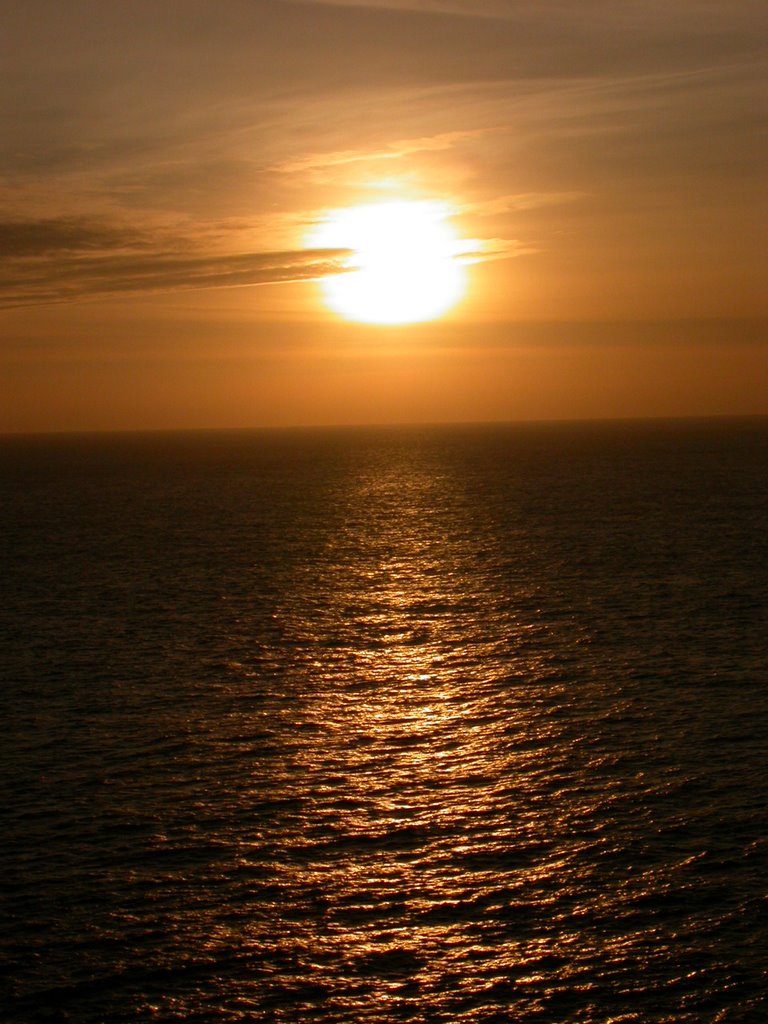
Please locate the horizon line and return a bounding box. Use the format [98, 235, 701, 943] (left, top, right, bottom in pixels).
[2, 411, 767, 441]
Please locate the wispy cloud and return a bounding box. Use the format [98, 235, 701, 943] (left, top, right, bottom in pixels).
[286, 0, 513, 18]
[0, 218, 155, 258]
[463, 192, 586, 216]
[292, 0, 768, 37]
[275, 129, 487, 174]
[459, 238, 538, 263]
[0, 211, 529, 309]
[0, 217, 350, 308]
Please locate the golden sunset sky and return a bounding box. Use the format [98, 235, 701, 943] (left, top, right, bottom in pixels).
[2, 0, 766, 431]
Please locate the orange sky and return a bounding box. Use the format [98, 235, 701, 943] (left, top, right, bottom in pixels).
[1, 0, 766, 432]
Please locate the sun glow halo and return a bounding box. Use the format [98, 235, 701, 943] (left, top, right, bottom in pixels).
[311, 200, 467, 324]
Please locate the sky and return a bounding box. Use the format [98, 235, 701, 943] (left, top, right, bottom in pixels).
[1, 0, 766, 432]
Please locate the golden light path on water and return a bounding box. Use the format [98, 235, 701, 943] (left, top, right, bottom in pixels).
[232, 430, 672, 1021]
[4, 423, 766, 1021]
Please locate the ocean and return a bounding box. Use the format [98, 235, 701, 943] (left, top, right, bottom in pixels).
[1, 418, 767, 1023]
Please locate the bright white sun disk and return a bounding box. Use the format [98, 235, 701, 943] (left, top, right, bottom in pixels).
[310, 201, 466, 324]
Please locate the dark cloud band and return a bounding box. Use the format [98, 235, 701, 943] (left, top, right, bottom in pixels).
[0, 218, 351, 307]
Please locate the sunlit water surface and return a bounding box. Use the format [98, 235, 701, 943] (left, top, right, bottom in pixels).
[2, 420, 767, 1022]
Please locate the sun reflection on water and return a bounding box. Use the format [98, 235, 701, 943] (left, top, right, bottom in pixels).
[5, 425, 767, 1022]
[233, 438, 606, 1019]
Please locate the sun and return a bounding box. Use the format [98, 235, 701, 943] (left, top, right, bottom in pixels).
[309, 200, 467, 324]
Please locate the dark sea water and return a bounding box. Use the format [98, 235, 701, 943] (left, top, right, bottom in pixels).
[1, 418, 767, 1023]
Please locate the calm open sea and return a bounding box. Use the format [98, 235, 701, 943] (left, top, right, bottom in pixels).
[1, 419, 767, 1023]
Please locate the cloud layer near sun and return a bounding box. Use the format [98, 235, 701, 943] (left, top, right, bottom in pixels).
[1, 0, 764, 314]
[1, 0, 765, 331]
[0, 217, 353, 308]
[0, 208, 532, 309]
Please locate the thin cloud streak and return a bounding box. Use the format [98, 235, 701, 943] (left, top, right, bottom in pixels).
[0, 213, 524, 308]
[463, 193, 586, 216]
[0, 218, 351, 308]
[275, 129, 488, 174]
[459, 239, 537, 263]
[0, 218, 158, 259]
